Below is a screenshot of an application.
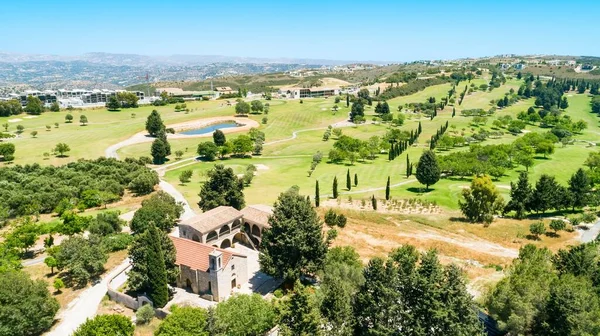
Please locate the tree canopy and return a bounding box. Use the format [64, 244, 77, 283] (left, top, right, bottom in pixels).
[259, 187, 328, 282]
[416, 150, 440, 190]
[0, 271, 59, 336]
[198, 164, 245, 211]
[73, 314, 134, 336]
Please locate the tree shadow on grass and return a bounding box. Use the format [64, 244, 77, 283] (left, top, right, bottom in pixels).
[406, 187, 434, 194]
[526, 234, 541, 241]
[545, 231, 560, 238]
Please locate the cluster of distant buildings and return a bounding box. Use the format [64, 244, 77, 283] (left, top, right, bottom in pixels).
[0, 89, 147, 108]
[155, 86, 236, 100]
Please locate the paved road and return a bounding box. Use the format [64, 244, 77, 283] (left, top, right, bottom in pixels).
[22, 256, 46, 267]
[159, 180, 196, 220]
[579, 220, 600, 243]
[46, 259, 131, 336]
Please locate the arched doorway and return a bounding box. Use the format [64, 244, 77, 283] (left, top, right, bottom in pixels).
[185, 278, 192, 291]
[243, 222, 250, 234]
[220, 239, 231, 249]
[251, 225, 261, 238]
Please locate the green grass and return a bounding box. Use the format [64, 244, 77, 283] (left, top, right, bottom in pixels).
[4, 79, 597, 213]
[0, 100, 233, 165]
[162, 88, 598, 211]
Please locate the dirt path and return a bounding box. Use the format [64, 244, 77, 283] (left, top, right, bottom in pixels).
[396, 229, 518, 259]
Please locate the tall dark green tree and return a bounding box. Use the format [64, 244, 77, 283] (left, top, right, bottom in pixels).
[315, 180, 320, 207]
[151, 138, 168, 164]
[529, 174, 560, 214]
[346, 169, 351, 191]
[533, 274, 600, 336]
[259, 188, 328, 282]
[280, 280, 323, 336]
[569, 168, 590, 210]
[128, 224, 169, 307]
[145, 110, 164, 137]
[406, 155, 411, 177]
[416, 150, 440, 190]
[354, 247, 484, 336]
[354, 173, 358, 187]
[504, 172, 533, 219]
[213, 129, 226, 146]
[385, 176, 391, 201]
[198, 164, 245, 211]
[333, 176, 338, 199]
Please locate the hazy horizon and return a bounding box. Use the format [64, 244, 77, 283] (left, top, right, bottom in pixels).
[2, 0, 599, 62]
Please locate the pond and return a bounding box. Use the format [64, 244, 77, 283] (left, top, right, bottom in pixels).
[179, 121, 240, 135]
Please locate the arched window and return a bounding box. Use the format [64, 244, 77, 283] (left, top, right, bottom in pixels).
[232, 219, 241, 230]
[206, 231, 218, 242]
[219, 225, 231, 236]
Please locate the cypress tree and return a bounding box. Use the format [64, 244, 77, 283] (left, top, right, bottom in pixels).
[134, 224, 169, 307]
[388, 147, 393, 161]
[406, 155, 410, 177]
[385, 176, 391, 201]
[452, 107, 456, 117]
[346, 94, 350, 108]
[371, 195, 377, 210]
[346, 169, 352, 191]
[418, 121, 422, 134]
[315, 181, 320, 207]
[333, 177, 338, 199]
[354, 173, 358, 187]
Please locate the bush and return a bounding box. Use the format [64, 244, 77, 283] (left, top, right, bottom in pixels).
[101, 233, 134, 252]
[274, 289, 284, 298]
[530, 221, 546, 238]
[136, 304, 155, 325]
[73, 314, 134, 336]
[582, 212, 597, 224]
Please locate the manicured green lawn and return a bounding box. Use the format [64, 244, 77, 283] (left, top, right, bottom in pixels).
[162, 88, 597, 211]
[0, 100, 233, 165]
[4, 79, 596, 213]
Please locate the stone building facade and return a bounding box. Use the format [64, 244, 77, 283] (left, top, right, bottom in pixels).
[170, 236, 248, 302]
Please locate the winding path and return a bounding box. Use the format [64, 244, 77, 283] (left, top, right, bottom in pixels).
[579, 220, 600, 243]
[46, 259, 131, 336]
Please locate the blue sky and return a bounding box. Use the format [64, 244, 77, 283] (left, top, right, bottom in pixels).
[2, 0, 598, 62]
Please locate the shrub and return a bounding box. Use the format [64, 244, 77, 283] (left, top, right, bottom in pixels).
[582, 212, 597, 224]
[274, 289, 284, 298]
[101, 233, 134, 252]
[136, 304, 155, 325]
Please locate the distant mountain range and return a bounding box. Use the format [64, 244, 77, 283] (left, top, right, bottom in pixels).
[0, 51, 385, 67]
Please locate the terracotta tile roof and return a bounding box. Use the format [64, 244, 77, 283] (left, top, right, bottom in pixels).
[169, 236, 234, 272]
[240, 205, 273, 228]
[180, 206, 242, 234]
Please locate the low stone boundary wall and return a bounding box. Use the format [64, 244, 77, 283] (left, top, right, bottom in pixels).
[106, 263, 171, 318]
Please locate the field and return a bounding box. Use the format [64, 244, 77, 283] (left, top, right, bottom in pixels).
[4, 75, 598, 287]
